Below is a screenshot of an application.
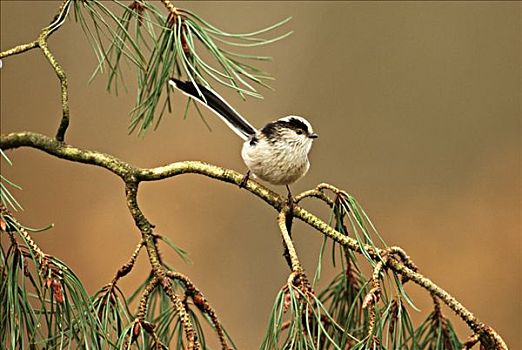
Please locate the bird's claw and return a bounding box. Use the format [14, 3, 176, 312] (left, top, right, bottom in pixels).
[239, 170, 251, 189]
[286, 185, 294, 211]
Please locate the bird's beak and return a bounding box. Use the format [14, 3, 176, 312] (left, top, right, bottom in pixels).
[309, 133, 318, 139]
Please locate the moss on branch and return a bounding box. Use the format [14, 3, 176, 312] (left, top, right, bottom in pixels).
[0, 0, 73, 141]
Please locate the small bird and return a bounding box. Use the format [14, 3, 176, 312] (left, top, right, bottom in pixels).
[169, 79, 318, 202]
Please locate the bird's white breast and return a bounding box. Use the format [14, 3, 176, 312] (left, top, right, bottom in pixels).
[241, 136, 312, 185]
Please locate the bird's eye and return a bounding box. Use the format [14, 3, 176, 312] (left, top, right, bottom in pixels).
[296, 130, 303, 135]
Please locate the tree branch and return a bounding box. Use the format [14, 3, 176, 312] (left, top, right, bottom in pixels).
[0, 0, 72, 141]
[167, 271, 233, 350]
[125, 180, 200, 349]
[0, 40, 39, 59]
[278, 205, 302, 273]
[0, 130, 508, 349]
[161, 0, 180, 17]
[111, 238, 145, 287]
[38, 29, 70, 142]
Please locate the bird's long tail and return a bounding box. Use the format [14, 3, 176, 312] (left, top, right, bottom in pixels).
[169, 79, 257, 140]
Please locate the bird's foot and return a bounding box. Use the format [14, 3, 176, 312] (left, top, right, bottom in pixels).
[286, 185, 294, 211]
[284, 185, 295, 235]
[239, 170, 251, 189]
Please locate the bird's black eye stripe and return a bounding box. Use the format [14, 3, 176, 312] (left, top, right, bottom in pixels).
[261, 119, 310, 142]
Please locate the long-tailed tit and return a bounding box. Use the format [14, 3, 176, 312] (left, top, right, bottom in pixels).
[169, 79, 318, 200]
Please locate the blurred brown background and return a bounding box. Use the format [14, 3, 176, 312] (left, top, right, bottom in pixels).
[1, 1, 520, 349]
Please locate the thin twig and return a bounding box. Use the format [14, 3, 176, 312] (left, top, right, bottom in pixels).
[136, 276, 160, 320]
[294, 188, 335, 207]
[462, 333, 480, 349]
[132, 277, 168, 349]
[167, 271, 232, 350]
[6, 214, 46, 260]
[111, 238, 145, 286]
[316, 182, 350, 197]
[278, 205, 302, 273]
[160, 0, 180, 16]
[38, 30, 70, 142]
[388, 246, 418, 274]
[0, 40, 39, 59]
[362, 255, 389, 339]
[0, 0, 72, 141]
[125, 181, 200, 349]
[161, 0, 180, 26]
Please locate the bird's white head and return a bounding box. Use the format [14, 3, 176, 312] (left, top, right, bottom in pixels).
[274, 115, 317, 151]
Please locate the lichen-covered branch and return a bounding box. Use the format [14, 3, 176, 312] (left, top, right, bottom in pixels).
[362, 254, 390, 343]
[111, 239, 145, 286]
[161, 0, 180, 17]
[0, 0, 72, 141]
[125, 181, 200, 349]
[294, 188, 335, 207]
[38, 29, 70, 141]
[132, 277, 169, 349]
[388, 259, 506, 349]
[1, 131, 133, 176]
[0, 40, 39, 59]
[0, 131, 508, 349]
[167, 271, 233, 350]
[277, 206, 302, 273]
[136, 276, 160, 321]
